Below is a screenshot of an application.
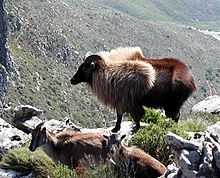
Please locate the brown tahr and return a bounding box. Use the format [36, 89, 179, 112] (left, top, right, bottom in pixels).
[29, 123, 111, 171]
[103, 134, 167, 178]
[70, 47, 196, 132]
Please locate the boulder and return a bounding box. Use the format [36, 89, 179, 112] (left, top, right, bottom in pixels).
[207, 121, 220, 143]
[2, 105, 46, 134]
[0, 118, 30, 157]
[165, 123, 220, 178]
[0, 169, 32, 178]
[14, 105, 45, 120]
[192, 95, 220, 114]
[166, 132, 202, 151]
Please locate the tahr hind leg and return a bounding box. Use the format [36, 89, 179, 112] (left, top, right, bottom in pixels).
[164, 106, 180, 122]
[131, 106, 145, 133]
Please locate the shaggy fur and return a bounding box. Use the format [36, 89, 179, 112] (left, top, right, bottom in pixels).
[91, 59, 156, 114]
[70, 46, 196, 132]
[118, 145, 167, 178]
[29, 123, 110, 170]
[97, 47, 144, 63]
[104, 134, 166, 178]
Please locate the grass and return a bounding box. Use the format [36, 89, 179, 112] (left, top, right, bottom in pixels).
[3, 36, 107, 128]
[105, 0, 220, 31]
[0, 148, 67, 178]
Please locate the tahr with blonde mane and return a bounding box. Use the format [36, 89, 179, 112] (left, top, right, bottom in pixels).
[70, 47, 196, 132]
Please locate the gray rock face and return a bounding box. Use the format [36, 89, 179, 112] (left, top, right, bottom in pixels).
[0, 0, 10, 97]
[207, 121, 220, 143]
[0, 118, 30, 157]
[14, 105, 44, 120]
[166, 132, 202, 151]
[192, 95, 220, 114]
[0, 169, 32, 178]
[5, 105, 46, 134]
[164, 122, 220, 178]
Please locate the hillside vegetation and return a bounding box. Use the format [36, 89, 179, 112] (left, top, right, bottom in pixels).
[100, 0, 220, 30]
[3, 0, 220, 127]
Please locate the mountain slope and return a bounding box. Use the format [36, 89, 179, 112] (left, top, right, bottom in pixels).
[100, 0, 220, 30]
[3, 0, 220, 127]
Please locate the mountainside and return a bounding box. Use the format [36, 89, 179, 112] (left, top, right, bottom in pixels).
[100, 0, 220, 30]
[2, 0, 220, 127]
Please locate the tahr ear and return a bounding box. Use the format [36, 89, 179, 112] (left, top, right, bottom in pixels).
[42, 127, 46, 133]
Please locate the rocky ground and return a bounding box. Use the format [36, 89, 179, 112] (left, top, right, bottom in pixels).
[164, 123, 220, 178]
[0, 104, 145, 177]
[0, 96, 220, 177]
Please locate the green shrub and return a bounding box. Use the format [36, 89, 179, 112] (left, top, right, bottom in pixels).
[130, 108, 212, 165]
[83, 164, 118, 178]
[53, 164, 76, 178]
[182, 112, 220, 127]
[0, 147, 119, 178]
[0, 148, 74, 178]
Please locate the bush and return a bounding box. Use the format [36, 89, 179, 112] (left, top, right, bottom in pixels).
[0, 148, 74, 178]
[130, 108, 211, 165]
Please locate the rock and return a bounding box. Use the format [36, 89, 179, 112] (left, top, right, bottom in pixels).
[192, 95, 220, 114]
[0, 169, 32, 178]
[13, 116, 42, 134]
[166, 132, 202, 150]
[0, 118, 30, 157]
[202, 142, 214, 166]
[213, 151, 220, 171]
[165, 127, 220, 178]
[198, 142, 214, 176]
[160, 163, 182, 178]
[207, 122, 220, 143]
[188, 150, 201, 169]
[0, 169, 21, 178]
[8, 105, 46, 134]
[178, 150, 198, 177]
[14, 105, 44, 120]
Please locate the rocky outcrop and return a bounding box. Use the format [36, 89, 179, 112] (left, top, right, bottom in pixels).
[192, 95, 220, 114]
[0, 169, 32, 178]
[0, 0, 12, 97]
[0, 117, 30, 158]
[163, 122, 220, 178]
[13, 105, 45, 133]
